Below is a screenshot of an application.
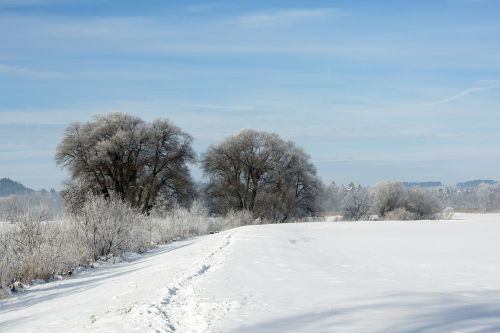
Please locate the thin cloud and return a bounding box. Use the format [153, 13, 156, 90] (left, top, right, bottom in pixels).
[184, 3, 220, 13]
[0, 0, 62, 6]
[228, 8, 342, 27]
[0, 63, 62, 78]
[189, 103, 257, 112]
[403, 86, 497, 107]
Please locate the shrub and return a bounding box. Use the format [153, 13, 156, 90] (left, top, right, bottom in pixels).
[405, 188, 442, 219]
[383, 207, 416, 221]
[373, 182, 407, 218]
[73, 194, 144, 260]
[220, 210, 256, 230]
[373, 182, 443, 220]
[441, 207, 455, 220]
[0, 215, 82, 292]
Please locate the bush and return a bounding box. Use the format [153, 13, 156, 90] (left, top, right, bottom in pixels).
[372, 182, 443, 220]
[373, 182, 407, 218]
[73, 194, 145, 260]
[405, 188, 441, 219]
[0, 193, 276, 296]
[220, 210, 256, 230]
[383, 207, 416, 221]
[0, 214, 81, 292]
[441, 207, 455, 220]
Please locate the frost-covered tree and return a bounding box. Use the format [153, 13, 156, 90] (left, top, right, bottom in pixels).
[373, 182, 407, 218]
[341, 183, 371, 221]
[202, 129, 321, 222]
[56, 113, 196, 213]
[372, 182, 442, 220]
[478, 183, 496, 213]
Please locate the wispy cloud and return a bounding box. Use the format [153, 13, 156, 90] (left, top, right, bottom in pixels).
[0, 63, 62, 78]
[188, 103, 257, 111]
[0, 0, 61, 6]
[184, 3, 220, 13]
[228, 8, 342, 27]
[403, 86, 497, 107]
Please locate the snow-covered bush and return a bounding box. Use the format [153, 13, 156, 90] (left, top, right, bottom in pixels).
[441, 207, 455, 220]
[0, 230, 15, 296]
[0, 214, 81, 293]
[150, 200, 210, 243]
[373, 182, 407, 218]
[405, 188, 442, 219]
[372, 182, 443, 220]
[219, 209, 255, 230]
[383, 207, 416, 221]
[0, 193, 287, 297]
[73, 194, 145, 260]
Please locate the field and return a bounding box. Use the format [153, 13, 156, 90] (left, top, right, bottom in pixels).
[1, 213, 500, 332]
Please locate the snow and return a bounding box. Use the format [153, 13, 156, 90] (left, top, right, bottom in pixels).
[2, 213, 500, 332]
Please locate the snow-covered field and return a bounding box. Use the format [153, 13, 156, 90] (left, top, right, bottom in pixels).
[1, 213, 500, 333]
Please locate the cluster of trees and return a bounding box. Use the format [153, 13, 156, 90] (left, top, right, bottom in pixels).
[56, 113, 323, 221]
[323, 182, 444, 221]
[432, 183, 500, 213]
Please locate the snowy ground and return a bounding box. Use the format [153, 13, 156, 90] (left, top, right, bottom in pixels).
[1, 214, 500, 332]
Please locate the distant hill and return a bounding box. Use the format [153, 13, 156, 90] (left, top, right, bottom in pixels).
[0, 178, 33, 197]
[402, 181, 443, 188]
[456, 180, 497, 188]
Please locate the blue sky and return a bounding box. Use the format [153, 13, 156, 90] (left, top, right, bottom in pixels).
[1, 0, 499, 190]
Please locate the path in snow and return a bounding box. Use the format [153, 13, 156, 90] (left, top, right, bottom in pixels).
[2, 214, 500, 332]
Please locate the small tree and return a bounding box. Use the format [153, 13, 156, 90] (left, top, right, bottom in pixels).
[341, 183, 371, 221]
[478, 183, 495, 213]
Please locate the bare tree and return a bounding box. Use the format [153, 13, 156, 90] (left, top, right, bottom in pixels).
[202, 129, 321, 221]
[56, 113, 196, 213]
[341, 183, 371, 221]
[478, 183, 496, 213]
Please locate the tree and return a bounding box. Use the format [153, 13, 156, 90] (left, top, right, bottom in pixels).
[341, 183, 371, 221]
[202, 129, 321, 222]
[478, 183, 496, 213]
[56, 113, 196, 213]
[372, 182, 407, 218]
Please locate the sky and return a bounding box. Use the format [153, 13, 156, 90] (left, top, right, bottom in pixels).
[0, 0, 500, 190]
